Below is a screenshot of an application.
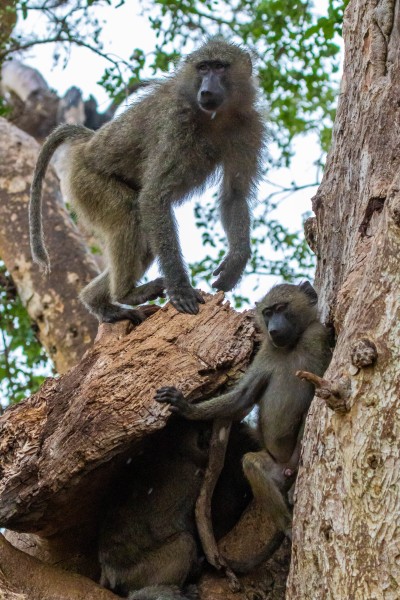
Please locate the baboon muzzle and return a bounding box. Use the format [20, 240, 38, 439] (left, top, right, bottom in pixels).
[198, 73, 224, 111]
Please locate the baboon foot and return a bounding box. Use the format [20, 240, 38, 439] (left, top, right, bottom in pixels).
[100, 304, 144, 324]
[120, 278, 166, 305]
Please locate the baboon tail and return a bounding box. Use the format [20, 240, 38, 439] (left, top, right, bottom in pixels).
[29, 123, 93, 273]
[128, 584, 199, 600]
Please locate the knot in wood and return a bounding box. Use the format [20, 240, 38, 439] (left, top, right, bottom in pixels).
[350, 338, 378, 368]
[389, 191, 400, 227]
[304, 217, 318, 255]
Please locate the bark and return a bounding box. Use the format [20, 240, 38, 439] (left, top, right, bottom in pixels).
[0, 534, 119, 600]
[0, 294, 255, 534]
[287, 1, 400, 598]
[0, 117, 99, 373]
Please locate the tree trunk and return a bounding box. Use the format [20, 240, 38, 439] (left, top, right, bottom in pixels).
[0, 117, 99, 373]
[287, 0, 400, 597]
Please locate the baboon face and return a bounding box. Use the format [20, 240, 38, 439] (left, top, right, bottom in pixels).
[261, 301, 299, 348]
[196, 60, 229, 113]
[182, 39, 254, 116]
[257, 282, 319, 349]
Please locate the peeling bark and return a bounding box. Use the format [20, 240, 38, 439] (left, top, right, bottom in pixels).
[0, 117, 99, 373]
[288, 0, 400, 597]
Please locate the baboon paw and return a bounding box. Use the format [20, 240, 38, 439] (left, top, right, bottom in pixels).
[154, 386, 189, 414]
[169, 287, 204, 315]
[212, 260, 244, 292]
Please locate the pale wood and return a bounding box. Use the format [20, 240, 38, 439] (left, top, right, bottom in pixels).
[0, 534, 119, 600]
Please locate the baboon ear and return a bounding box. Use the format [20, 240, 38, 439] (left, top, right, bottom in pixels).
[299, 281, 318, 305]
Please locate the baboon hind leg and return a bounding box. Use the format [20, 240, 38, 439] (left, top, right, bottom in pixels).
[242, 451, 292, 535]
[80, 269, 143, 324]
[108, 226, 165, 307]
[120, 532, 197, 596]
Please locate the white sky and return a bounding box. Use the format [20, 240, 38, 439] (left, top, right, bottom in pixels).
[14, 0, 338, 304]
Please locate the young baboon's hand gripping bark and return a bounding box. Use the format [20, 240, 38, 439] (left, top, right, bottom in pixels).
[29, 38, 265, 321]
[156, 282, 332, 553]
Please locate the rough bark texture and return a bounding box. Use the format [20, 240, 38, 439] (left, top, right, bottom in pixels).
[287, 1, 400, 598]
[0, 117, 99, 373]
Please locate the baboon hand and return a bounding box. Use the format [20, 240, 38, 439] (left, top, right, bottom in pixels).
[155, 386, 191, 415]
[212, 253, 247, 292]
[168, 286, 205, 315]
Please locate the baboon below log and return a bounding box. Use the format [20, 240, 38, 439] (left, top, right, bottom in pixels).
[98, 419, 258, 598]
[30, 38, 265, 322]
[156, 282, 331, 555]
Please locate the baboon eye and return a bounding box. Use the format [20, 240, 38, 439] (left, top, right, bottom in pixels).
[198, 63, 209, 74]
[214, 62, 226, 73]
[262, 308, 273, 319]
[275, 303, 287, 313]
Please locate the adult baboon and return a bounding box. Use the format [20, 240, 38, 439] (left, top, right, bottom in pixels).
[30, 38, 265, 322]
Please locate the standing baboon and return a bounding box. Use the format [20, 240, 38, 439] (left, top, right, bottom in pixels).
[155, 282, 332, 545]
[30, 38, 265, 322]
[98, 419, 258, 599]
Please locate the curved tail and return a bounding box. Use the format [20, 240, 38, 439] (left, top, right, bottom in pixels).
[29, 124, 93, 273]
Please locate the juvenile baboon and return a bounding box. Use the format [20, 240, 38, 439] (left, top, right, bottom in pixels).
[155, 282, 332, 543]
[30, 38, 265, 322]
[98, 419, 258, 599]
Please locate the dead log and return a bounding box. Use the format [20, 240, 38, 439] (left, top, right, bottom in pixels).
[0, 533, 119, 600]
[0, 292, 255, 534]
[0, 117, 99, 373]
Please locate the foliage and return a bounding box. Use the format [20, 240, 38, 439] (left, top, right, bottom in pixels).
[191, 198, 315, 307]
[141, 0, 348, 163]
[0, 0, 347, 160]
[0, 264, 50, 408]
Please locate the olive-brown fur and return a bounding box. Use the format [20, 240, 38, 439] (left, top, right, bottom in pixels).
[30, 38, 265, 321]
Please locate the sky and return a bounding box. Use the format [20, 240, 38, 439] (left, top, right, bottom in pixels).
[12, 0, 337, 304]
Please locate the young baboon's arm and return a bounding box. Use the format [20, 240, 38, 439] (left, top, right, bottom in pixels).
[155, 358, 270, 420]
